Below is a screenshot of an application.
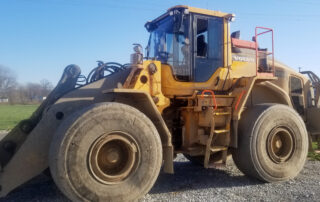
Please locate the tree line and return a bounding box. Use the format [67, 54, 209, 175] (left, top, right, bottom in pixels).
[0, 65, 53, 104]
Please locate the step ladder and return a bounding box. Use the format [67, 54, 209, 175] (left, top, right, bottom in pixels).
[203, 107, 232, 168]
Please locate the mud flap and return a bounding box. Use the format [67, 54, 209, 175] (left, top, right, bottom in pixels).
[163, 145, 174, 174]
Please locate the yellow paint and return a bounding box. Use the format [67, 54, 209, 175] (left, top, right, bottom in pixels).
[132, 60, 170, 113]
[231, 61, 257, 78]
[161, 64, 232, 97]
[225, 19, 232, 68]
[160, 61, 257, 98]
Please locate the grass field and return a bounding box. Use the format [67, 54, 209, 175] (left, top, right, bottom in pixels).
[0, 104, 39, 130]
[309, 142, 320, 161]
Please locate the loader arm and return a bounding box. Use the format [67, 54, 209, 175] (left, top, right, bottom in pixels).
[0, 65, 81, 168]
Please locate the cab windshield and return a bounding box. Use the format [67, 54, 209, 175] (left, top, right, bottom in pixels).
[146, 14, 190, 81]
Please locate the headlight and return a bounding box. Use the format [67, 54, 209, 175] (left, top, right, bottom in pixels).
[148, 63, 157, 75]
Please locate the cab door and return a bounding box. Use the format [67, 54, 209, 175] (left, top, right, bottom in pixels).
[193, 15, 224, 82]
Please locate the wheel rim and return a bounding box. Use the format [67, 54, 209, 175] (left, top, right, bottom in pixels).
[267, 127, 295, 163]
[88, 132, 139, 184]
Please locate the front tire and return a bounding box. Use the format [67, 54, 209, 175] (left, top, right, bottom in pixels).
[49, 102, 162, 202]
[232, 104, 308, 182]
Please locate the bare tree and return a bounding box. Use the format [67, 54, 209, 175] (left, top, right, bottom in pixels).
[39, 79, 53, 97]
[0, 66, 17, 103]
[24, 83, 42, 102]
[0, 65, 54, 104]
[19, 80, 53, 103]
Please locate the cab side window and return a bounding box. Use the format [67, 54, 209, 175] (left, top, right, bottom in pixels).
[291, 76, 303, 94]
[290, 76, 304, 114]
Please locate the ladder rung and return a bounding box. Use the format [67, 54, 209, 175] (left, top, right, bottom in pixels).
[214, 129, 230, 134]
[210, 146, 228, 152]
[213, 112, 231, 116]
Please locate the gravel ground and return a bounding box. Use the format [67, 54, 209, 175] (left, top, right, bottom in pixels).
[0, 154, 319, 202]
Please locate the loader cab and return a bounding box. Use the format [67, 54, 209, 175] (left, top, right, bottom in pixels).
[145, 6, 230, 84]
[145, 8, 192, 81]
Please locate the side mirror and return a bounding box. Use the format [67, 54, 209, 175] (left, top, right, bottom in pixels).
[145, 21, 157, 32]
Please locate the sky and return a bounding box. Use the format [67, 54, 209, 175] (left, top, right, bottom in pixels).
[0, 0, 319, 85]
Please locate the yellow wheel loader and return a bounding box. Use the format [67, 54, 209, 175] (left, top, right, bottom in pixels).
[0, 5, 319, 201]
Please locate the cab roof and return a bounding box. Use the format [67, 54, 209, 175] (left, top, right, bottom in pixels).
[168, 5, 233, 18]
[145, 5, 234, 31]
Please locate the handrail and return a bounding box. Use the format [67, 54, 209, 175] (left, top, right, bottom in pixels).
[255, 27, 275, 76]
[201, 90, 218, 110]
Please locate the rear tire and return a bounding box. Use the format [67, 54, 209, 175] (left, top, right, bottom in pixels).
[49, 102, 162, 202]
[232, 104, 308, 182]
